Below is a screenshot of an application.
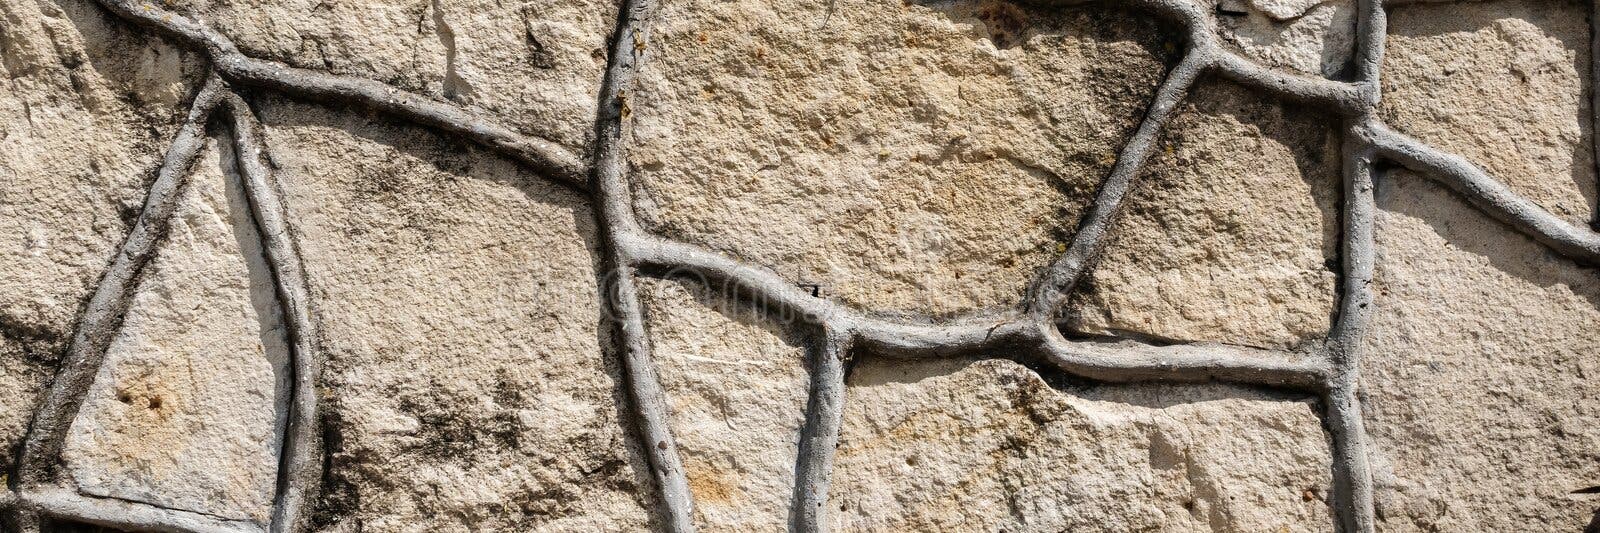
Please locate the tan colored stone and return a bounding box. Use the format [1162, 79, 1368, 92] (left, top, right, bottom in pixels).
[1363, 174, 1600, 532]
[1218, 0, 1357, 78]
[1381, 0, 1596, 226]
[628, 0, 1175, 317]
[639, 278, 810, 531]
[831, 357, 1334, 531]
[258, 98, 650, 531]
[1066, 80, 1340, 349]
[165, 0, 617, 148]
[61, 136, 288, 523]
[0, 0, 203, 475]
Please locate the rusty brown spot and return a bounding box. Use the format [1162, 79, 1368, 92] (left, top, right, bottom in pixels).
[686, 465, 735, 504]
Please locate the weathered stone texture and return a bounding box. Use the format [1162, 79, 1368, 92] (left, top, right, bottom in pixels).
[61, 137, 288, 523]
[0, 0, 202, 475]
[1066, 80, 1340, 349]
[628, 0, 1176, 317]
[639, 278, 810, 531]
[1381, 0, 1596, 226]
[5, 0, 1600, 530]
[165, 0, 618, 148]
[1363, 174, 1600, 532]
[258, 99, 650, 531]
[1217, 0, 1357, 78]
[831, 358, 1333, 531]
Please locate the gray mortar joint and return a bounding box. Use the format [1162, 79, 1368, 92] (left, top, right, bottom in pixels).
[4, 0, 1598, 532]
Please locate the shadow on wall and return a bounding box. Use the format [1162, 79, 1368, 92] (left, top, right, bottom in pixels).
[1378, 168, 1600, 311]
[1384, 0, 1599, 231]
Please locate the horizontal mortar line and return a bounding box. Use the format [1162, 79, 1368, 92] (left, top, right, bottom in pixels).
[622, 233, 1333, 391]
[1360, 119, 1600, 267]
[90, 0, 588, 191]
[16, 485, 263, 533]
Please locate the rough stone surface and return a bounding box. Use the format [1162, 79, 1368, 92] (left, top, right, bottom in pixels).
[258, 98, 651, 532]
[1218, 0, 1357, 78]
[4, 0, 1600, 530]
[628, 0, 1175, 317]
[166, 0, 618, 148]
[639, 278, 810, 531]
[831, 358, 1334, 531]
[61, 136, 288, 523]
[0, 0, 202, 476]
[1381, 0, 1596, 226]
[1066, 80, 1340, 349]
[1363, 174, 1600, 532]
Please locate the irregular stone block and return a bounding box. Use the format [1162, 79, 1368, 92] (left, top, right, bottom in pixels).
[258, 98, 651, 531]
[1066, 80, 1340, 349]
[831, 357, 1334, 531]
[0, 0, 203, 476]
[1364, 174, 1600, 532]
[1218, 0, 1357, 78]
[628, 0, 1176, 317]
[165, 0, 619, 148]
[61, 137, 288, 523]
[1382, 0, 1596, 226]
[639, 278, 810, 531]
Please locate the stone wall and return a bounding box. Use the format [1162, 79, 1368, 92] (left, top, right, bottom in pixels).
[0, 0, 1596, 531]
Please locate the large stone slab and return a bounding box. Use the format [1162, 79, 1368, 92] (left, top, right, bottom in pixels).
[1363, 174, 1600, 532]
[1381, 0, 1596, 226]
[831, 357, 1334, 531]
[628, 0, 1176, 317]
[259, 98, 651, 531]
[0, 0, 203, 476]
[60, 136, 288, 523]
[1066, 80, 1340, 349]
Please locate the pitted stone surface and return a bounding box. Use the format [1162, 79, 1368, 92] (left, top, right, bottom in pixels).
[639, 278, 810, 531]
[258, 99, 650, 531]
[4, 0, 1600, 530]
[1381, 0, 1596, 226]
[627, 0, 1175, 317]
[1066, 80, 1340, 349]
[0, 0, 203, 476]
[1363, 174, 1600, 532]
[61, 137, 288, 523]
[830, 358, 1334, 532]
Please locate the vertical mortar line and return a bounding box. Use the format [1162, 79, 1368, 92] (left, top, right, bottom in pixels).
[789, 326, 853, 532]
[1352, 0, 1386, 89]
[1592, 0, 1600, 230]
[591, 0, 696, 528]
[1328, 126, 1378, 533]
[223, 93, 324, 533]
[12, 75, 228, 499]
[1026, 50, 1207, 323]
